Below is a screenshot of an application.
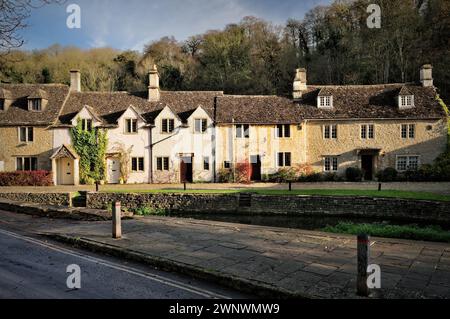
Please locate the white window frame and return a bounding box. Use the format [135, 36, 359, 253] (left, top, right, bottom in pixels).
[396, 155, 420, 172]
[399, 95, 414, 109]
[277, 152, 292, 167]
[15, 156, 38, 171]
[194, 118, 208, 134]
[28, 99, 42, 111]
[361, 124, 375, 139]
[156, 157, 170, 171]
[131, 157, 144, 172]
[324, 157, 338, 172]
[401, 124, 415, 139]
[161, 119, 175, 134]
[318, 96, 333, 109]
[236, 124, 250, 139]
[323, 124, 337, 139]
[125, 118, 138, 134]
[275, 124, 291, 138]
[81, 119, 93, 132]
[18, 127, 33, 143]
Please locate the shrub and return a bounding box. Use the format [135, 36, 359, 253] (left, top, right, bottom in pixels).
[0, 170, 53, 186]
[267, 168, 298, 182]
[322, 172, 344, 182]
[376, 167, 398, 182]
[217, 168, 233, 183]
[345, 167, 363, 182]
[298, 172, 324, 182]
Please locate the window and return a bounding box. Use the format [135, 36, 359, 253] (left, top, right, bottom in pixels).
[0, 99, 4, 111]
[125, 119, 138, 133]
[16, 157, 38, 171]
[324, 125, 337, 139]
[162, 119, 175, 133]
[29, 99, 42, 111]
[318, 96, 332, 108]
[203, 157, 210, 170]
[397, 156, 419, 171]
[156, 157, 169, 171]
[324, 157, 338, 172]
[400, 95, 414, 108]
[361, 124, 374, 139]
[195, 119, 208, 133]
[131, 157, 144, 172]
[276, 124, 291, 138]
[81, 119, 93, 132]
[19, 127, 33, 143]
[224, 161, 231, 169]
[401, 124, 415, 139]
[277, 152, 292, 167]
[236, 124, 250, 138]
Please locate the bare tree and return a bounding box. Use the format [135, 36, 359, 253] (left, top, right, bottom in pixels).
[0, 0, 64, 54]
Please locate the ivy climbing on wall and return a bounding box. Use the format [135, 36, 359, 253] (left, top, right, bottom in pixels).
[70, 120, 108, 184]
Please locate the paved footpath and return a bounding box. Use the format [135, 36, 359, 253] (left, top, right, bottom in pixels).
[1, 210, 449, 299]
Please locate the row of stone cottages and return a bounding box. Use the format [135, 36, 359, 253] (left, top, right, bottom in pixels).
[0, 64, 447, 185]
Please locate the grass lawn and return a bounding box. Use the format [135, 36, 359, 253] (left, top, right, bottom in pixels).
[101, 188, 450, 201]
[322, 222, 450, 243]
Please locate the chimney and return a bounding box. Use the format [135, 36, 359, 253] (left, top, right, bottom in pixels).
[70, 70, 81, 92]
[293, 68, 307, 99]
[148, 65, 160, 102]
[420, 64, 433, 87]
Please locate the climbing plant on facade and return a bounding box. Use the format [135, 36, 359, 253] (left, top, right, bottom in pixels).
[70, 120, 108, 184]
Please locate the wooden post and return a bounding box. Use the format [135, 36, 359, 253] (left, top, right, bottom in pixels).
[378, 183, 382, 191]
[289, 181, 292, 191]
[184, 182, 187, 191]
[357, 234, 370, 297]
[95, 181, 99, 192]
[112, 201, 122, 239]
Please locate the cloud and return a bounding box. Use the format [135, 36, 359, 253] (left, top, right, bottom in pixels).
[20, 0, 330, 51]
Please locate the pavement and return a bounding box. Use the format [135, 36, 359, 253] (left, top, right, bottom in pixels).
[1, 209, 449, 299]
[1, 181, 450, 195]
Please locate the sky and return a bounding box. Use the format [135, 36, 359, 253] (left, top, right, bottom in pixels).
[20, 0, 331, 52]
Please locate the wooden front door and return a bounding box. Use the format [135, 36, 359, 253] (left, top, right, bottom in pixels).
[361, 155, 374, 180]
[180, 156, 193, 183]
[250, 155, 261, 181]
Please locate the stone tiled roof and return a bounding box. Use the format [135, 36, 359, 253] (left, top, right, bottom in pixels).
[294, 84, 445, 120]
[0, 84, 70, 126]
[215, 95, 304, 124]
[55, 90, 224, 127]
[0, 88, 12, 99]
[1, 82, 445, 127]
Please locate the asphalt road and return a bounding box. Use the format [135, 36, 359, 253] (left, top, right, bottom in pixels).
[0, 227, 250, 299]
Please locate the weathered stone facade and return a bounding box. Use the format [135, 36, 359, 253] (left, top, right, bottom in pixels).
[0, 126, 54, 171]
[87, 192, 450, 224]
[305, 118, 448, 174]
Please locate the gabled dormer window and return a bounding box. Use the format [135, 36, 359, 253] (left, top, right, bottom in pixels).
[29, 98, 42, 111]
[81, 119, 93, 132]
[161, 119, 175, 133]
[318, 96, 333, 108]
[125, 118, 138, 134]
[399, 95, 414, 109]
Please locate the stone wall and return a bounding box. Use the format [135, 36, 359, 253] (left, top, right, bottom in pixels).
[87, 192, 450, 224]
[0, 192, 71, 206]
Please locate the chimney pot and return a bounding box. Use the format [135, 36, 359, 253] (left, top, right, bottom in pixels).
[70, 70, 81, 92]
